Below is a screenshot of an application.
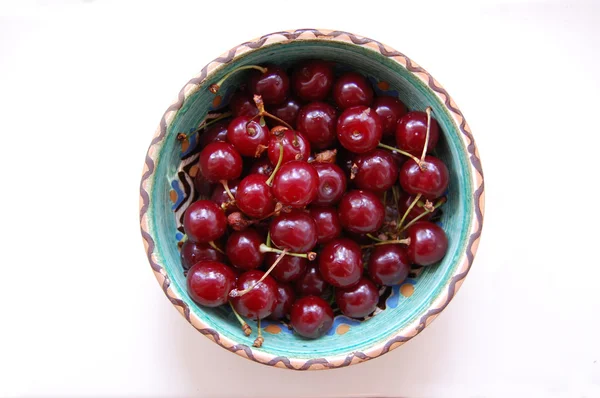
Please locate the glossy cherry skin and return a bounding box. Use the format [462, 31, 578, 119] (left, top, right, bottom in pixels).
[309, 206, 342, 244]
[338, 190, 385, 234]
[198, 142, 243, 183]
[187, 261, 236, 307]
[226, 228, 264, 270]
[199, 119, 229, 147]
[230, 91, 259, 117]
[292, 60, 334, 102]
[399, 156, 449, 199]
[312, 163, 347, 206]
[406, 221, 448, 266]
[183, 200, 227, 243]
[180, 240, 225, 270]
[248, 157, 273, 177]
[373, 96, 407, 136]
[354, 149, 398, 192]
[335, 278, 379, 318]
[271, 161, 319, 208]
[236, 174, 275, 219]
[368, 244, 411, 286]
[290, 296, 334, 339]
[269, 210, 318, 253]
[296, 102, 337, 149]
[250, 66, 290, 105]
[210, 179, 239, 214]
[318, 238, 363, 288]
[398, 191, 434, 223]
[332, 72, 374, 109]
[337, 106, 382, 154]
[268, 283, 296, 320]
[396, 111, 440, 157]
[267, 130, 311, 165]
[193, 170, 213, 197]
[267, 97, 301, 129]
[226, 116, 269, 157]
[231, 270, 278, 319]
[295, 265, 329, 297]
[266, 252, 308, 283]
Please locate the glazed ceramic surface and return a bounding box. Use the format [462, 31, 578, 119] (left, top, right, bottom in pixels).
[139, 29, 484, 370]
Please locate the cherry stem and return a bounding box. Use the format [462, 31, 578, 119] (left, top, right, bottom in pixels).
[361, 238, 411, 249]
[177, 112, 232, 141]
[220, 180, 236, 201]
[253, 319, 264, 348]
[401, 196, 447, 231]
[366, 233, 385, 242]
[266, 143, 284, 186]
[377, 142, 421, 165]
[397, 194, 422, 231]
[209, 65, 267, 94]
[230, 249, 289, 298]
[250, 94, 294, 131]
[208, 240, 225, 255]
[229, 301, 252, 336]
[420, 107, 433, 164]
[258, 244, 316, 260]
[266, 231, 272, 248]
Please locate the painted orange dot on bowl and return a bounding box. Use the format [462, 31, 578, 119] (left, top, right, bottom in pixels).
[189, 165, 199, 178]
[400, 283, 415, 297]
[264, 324, 281, 335]
[180, 139, 189, 152]
[336, 324, 351, 335]
[212, 95, 222, 108]
[377, 81, 390, 91]
[169, 190, 178, 203]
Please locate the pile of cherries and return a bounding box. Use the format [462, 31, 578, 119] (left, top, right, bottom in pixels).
[178, 60, 449, 345]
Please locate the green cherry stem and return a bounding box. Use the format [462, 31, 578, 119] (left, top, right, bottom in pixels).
[177, 112, 232, 141]
[265, 143, 284, 186]
[230, 248, 289, 298]
[420, 107, 433, 165]
[400, 196, 447, 232]
[397, 193, 422, 231]
[361, 238, 411, 249]
[253, 318, 264, 348]
[208, 241, 225, 255]
[229, 301, 252, 336]
[258, 244, 316, 260]
[377, 142, 422, 165]
[209, 65, 267, 94]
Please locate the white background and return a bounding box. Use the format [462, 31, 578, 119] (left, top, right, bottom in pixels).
[1, 0, 599, 397]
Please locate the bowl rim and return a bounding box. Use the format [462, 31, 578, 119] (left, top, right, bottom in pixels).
[139, 28, 485, 370]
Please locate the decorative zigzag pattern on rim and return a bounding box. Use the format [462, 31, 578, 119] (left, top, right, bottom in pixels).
[139, 28, 485, 370]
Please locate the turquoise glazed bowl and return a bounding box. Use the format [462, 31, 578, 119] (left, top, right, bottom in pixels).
[139, 29, 485, 370]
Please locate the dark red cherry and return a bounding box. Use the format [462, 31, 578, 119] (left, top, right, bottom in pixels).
[269, 210, 318, 253]
[335, 278, 379, 318]
[368, 244, 410, 286]
[318, 238, 363, 288]
[268, 283, 296, 320]
[199, 119, 229, 147]
[180, 240, 225, 270]
[290, 295, 334, 338]
[231, 270, 278, 319]
[312, 163, 347, 206]
[332, 72, 374, 109]
[309, 206, 342, 244]
[337, 106, 382, 154]
[296, 102, 337, 149]
[248, 157, 273, 177]
[406, 221, 448, 266]
[398, 192, 434, 223]
[267, 97, 301, 128]
[183, 200, 227, 243]
[187, 261, 236, 307]
[250, 66, 290, 105]
[396, 111, 440, 156]
[292, 60, 334, 102]
[271, 161, 319, 208]
[266, 252, 308, 283]
[267, 130, 311, 165]
[226, 116, 269, 157]
[399, 156, 449, 199]
[295, 265, 329, 297]
[210, 179, 239, 214]
[226, 228, 264, 270]
[198, 142, 243, 182]
[338, 190, 385, 234]
[236, 174, 275, 219]
[193, 170, 213, 197]
[230, 91, 259, 117]
[373, 96, 407, 136]
[354, 149, 398, 192]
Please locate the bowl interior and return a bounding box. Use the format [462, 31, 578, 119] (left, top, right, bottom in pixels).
[148, 40, 473, 359]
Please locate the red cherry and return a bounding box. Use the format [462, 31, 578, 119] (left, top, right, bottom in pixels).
[250, 66, 290, 105]
[248, 157, 273, 177]
[296, 102, 337, 149]
[226, 228, 264, 270]
[226, 116, 269, 157]
[396, 111, 440, 156]
[231, 270, 278, 319]
[193, 171, 213, 197]
[312, 163, 347, 206]
[198, 142, 243, 182]
[266, 252, 308, 283]
[187, 261, 236, 307]
[368, 245, 410, 286]
[309, 206, 342, 244]
[354, 149, 398, 192]
[332, 72, 374, 109]
[230, 91, 259, 117]
[236, 174, 275, 219]
[406, 221, 448, 266]
[399, 156, 449, 199]
[292, 60, 334, 101]
[337, 106, 382, 154]
[318, 238, 363, 288]
[269, 210, 318, 253]
[271, 161, 319, 208]
[335, 278, 379, 318]
[267, 97, 301, 129]
[290, 296, 334, 339]
[180, 240, 225, 270]
[267, 130, 311, 165]
[199, 119, 230, 147]
[295, 265, 330, 297]
[373, 96, 407, 136]
[338, 190, 385, 234]
[183, 200, 227, 243]
[210, 179, 239, 214]
[268, 283, 296, 320]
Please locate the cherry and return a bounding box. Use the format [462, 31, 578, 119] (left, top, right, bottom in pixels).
[226, 228, 264, 270]
[396, 110, 440, 157]
[198, 142, 243, 183]
[250, 65, 290, 105]
[248, 157, 273, 177]
[269, 210, 318, 253]
[268, 283, 296, 320]
[335, 278, 379, 318]
[295, 265, 329, 297]
[230, 91, 259, 117]
[309, 206, 342, 244]
[266, 252, 308, 283]
[180, 240, 225, 270]
[193, 170, 213, 197]
[398, 192, 434, 223]
[332, 72, 374, 109]
[290, 296, 334, 339]
[199, 119, 230, 147]
[368, 244, 410, 286]
[231, 270, 278, 319]
[399, 156, 449, 199]
[318, 238, 363, 288]
[405, 221, 448, 266]
[183, 200, 227, 243]
[353, 148, 398, 192]
[292, 60, 334, 102]
[267, 130, 311, 165]
[187, 261, 236, 307]
[373, 96, 407, 136]
[338, 190, 385, 234]
[337, 106, 382, 154]
[226, 116, 269, 157]
[236, 174, 275, 219]
[271, 161, 319, 208]
[210, 179, 239, 214]
[296, 102, 337, 149]
[267, 97, 301, 129]
[312, 162, 347, 206]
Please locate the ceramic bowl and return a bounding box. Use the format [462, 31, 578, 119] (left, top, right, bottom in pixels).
[139, 29, 485, 370]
